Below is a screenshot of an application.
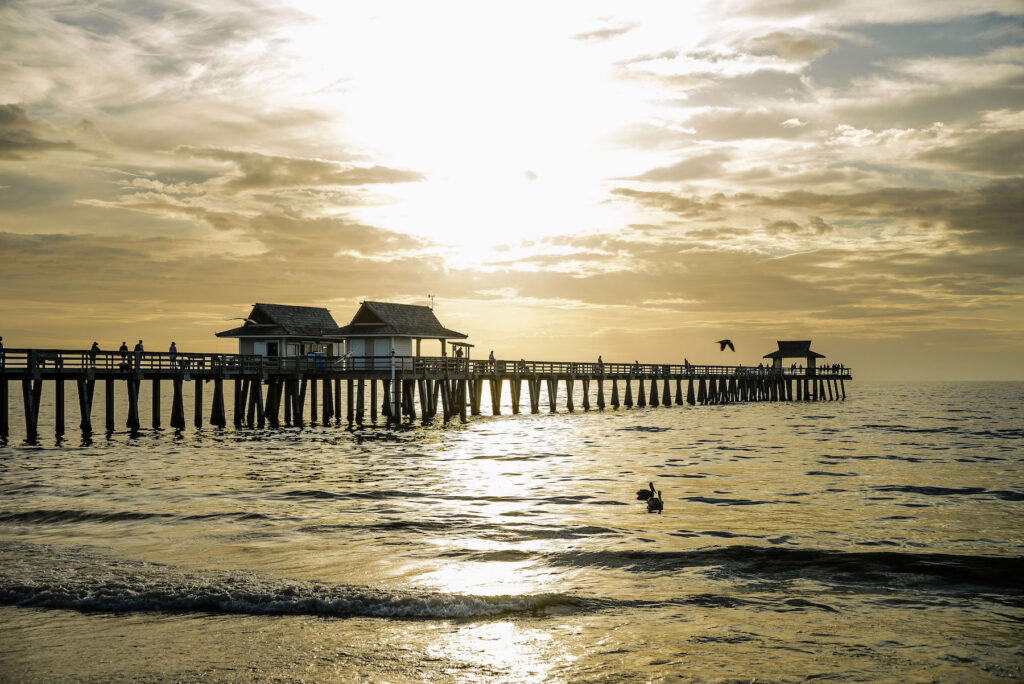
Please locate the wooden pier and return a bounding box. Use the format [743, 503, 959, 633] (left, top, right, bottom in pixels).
[0, 348, 852, 443]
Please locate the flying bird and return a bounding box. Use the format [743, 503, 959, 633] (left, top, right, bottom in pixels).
[636, 482, 656, 501]
[717, 339, 735, 352]
[647, 490, 663, 514]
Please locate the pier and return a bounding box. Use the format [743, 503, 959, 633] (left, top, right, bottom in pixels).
[0, 348, 852, 443]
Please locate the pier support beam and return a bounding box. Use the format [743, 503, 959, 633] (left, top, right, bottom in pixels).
[637, 378, 646, 408]
[510, 377, 522, 414]
[194, 378, 203, 429]
[565, 378, 575, 412]
[546, 376, 558, 413]
[125, 378, 140, 433]
[489, 377, 502, 415]
[581, 377, 591, 411]
[55, 376, 65, 438]
[21, 379, 41, 443]
[105, 377, 114, 434]
[211, 378, 226, 428]
[662, 377, 672, 407]
[597, 378, 605, 410]
[334, 378, 342, 423]
[310, 378, 318, 426]
[150, 379, 160, 430]
[0, 380, 7, 441]
[356, 378, 365, 425]
[528, 377, 540, 414]
[170, 378, 185, 430]
[687, 378, 695, 405]
[611, 379, 620, 409]
[624, 379, 632, 408]
[76, 379, 93, 435]
[323, 377, 334, 425]
[648, 378, 659, 407]
[346, 379, 354, 425]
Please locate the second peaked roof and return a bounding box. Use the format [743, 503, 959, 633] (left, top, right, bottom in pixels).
[335, 301, 467, 339]
[762, 340, 826, 360]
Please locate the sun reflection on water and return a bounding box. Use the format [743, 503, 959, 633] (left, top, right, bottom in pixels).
[425, 621, 574, 683]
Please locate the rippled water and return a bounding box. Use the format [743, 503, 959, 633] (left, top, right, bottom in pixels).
[1, 381, 1022, 682]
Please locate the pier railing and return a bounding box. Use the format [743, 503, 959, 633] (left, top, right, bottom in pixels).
[0, 348, 853, 442]
[0, 348, 851, 378]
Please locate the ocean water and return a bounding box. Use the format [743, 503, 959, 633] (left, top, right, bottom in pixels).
[1, 380, 1022, 682]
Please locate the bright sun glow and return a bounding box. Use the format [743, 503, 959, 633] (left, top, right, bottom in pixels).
[276, 2, 702, 264]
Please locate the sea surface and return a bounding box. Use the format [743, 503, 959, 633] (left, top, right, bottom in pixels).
[1, 380, 1022, 682]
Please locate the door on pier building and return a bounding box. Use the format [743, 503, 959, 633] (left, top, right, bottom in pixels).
[348, 339, 366, 369]
[373, 338, 391, 370]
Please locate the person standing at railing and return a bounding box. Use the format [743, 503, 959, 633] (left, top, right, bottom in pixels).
[169, 341, 177, 368]
[133, 340, 144, 370]
[119, 341, 129, 369]
[89, 342, 100, 367]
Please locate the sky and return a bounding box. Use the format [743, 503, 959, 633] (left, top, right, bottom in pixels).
[1, 0, 1022, 380]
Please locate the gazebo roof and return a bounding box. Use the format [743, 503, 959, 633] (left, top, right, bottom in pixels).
[762, 340, 826, 360]
[335, 301, 467, 339]
[216, 303, 340, 339]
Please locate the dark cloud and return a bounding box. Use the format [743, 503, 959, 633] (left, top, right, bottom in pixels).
[837, 78, 1024, 129]
[917, 129, 1024, 175]
[761, 215, 834, 235]
[179, 147, 424, 192]
[628, 151, 731, 181]
[0, 104, 76, 160]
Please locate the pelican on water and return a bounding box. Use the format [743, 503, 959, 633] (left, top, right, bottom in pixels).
[636, 482, 656, 501]
[647, 490, 663, 514]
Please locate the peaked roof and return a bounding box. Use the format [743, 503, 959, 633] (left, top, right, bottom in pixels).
[763, 340, 825, 359]
[335, 301, 467, 339]
[216, 303, 340, 338]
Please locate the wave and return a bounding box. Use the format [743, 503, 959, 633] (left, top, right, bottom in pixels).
[0, 509, 270, 525]
[872, 485, 1024, 501]
[531, 546, 1024, 592]
[0, 543, 582, 619]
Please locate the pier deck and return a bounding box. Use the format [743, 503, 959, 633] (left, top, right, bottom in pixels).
[0, 348, 852, 442]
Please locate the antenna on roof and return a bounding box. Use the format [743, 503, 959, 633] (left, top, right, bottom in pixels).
[428, 294, 435, 311]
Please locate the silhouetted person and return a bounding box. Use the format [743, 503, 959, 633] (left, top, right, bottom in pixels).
[133, 340, 143, 370]
[717, 339, 735, 352]
[90, 341, 100, 367]
[119, 341, 128, 369]
[169, 341, 177, 366]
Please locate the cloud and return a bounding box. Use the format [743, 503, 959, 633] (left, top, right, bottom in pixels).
[684, 109, 809, 140]
[610, 188, 722, 217]
[761, 215, 834, 235]
[572, 23, 637, 41]
[178, 147, 425, 192]
[0, 104, 76, 160]
[748, 31, 838, 61]
[628, 151, 731, 181]
[917, 129, 1024, 175]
